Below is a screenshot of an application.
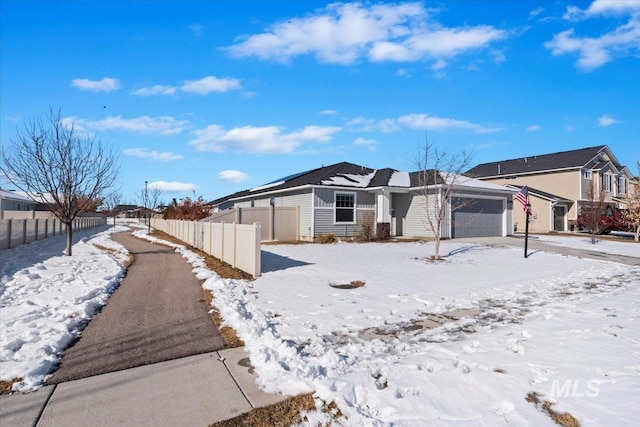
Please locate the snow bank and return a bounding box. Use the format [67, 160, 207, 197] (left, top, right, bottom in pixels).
[0, 225, 130, 391]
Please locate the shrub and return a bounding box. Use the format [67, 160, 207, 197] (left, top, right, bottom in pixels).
[359, 212, 376, 241]
[317, 233, 338, 244]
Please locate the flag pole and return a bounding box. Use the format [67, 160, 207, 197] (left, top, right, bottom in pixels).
[524, 203, 530, 258]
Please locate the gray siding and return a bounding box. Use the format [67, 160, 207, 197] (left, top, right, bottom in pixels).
[314, 188, 375, 209]
[314, 208, 374, 238]
[403, 193, 438, 238]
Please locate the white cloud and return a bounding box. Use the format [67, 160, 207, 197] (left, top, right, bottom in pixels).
[320, 109, 338, 115]
[131, 85, 177, 96]
[397, 113, 502, 133]
[565, 0, 640, 20]
[529, 7, 545, 18]
[70, 115, 189, 135]
[180, 76, 242, 94]
[218, 170, 249, 183]
[122, 148, 183, 162]
[545, 19, 640, 70]
[147, 181, 197, 193]
[71, 77, 121, 92]
[551, 1, 640, 70]
[189, 24, 203, 36]
[227, 2, 505, 65]
[353, 137, 377, 152]
[4, 115, 21, 123]
[347, 117, 399, 133]
[431, 58, 447, 70]
[526, 125, 541, 132]
[394, 68, 411, 77]
[370, 25, 506, 62]
[189, 124, 341, 154]
[598, 114, 619, 126]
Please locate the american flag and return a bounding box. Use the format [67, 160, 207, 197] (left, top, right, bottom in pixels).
[515, 186, 531, 214]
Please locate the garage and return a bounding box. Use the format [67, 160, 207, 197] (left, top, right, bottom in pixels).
[451, 197, 504, 238]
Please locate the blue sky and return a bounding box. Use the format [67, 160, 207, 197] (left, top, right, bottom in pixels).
[1, 0, 639, 204]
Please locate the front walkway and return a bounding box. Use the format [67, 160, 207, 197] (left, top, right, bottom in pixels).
[47, 231, 226, 384]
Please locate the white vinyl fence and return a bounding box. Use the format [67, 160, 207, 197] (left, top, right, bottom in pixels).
[151, 218, 261, 278]
[0, 216, 107, 251]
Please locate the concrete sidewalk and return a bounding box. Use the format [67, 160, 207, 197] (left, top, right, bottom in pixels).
[1, 347, 285, 427]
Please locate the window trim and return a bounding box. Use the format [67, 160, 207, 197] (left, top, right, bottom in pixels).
[334, 191, 357, 224]
[603, 173, 612, 192]
[618, 176, 627, 195]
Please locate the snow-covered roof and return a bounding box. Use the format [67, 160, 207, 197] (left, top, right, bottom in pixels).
[218, 161, 514, 203]
[0, 189, 34, 202]
[321, 171, 376, 188]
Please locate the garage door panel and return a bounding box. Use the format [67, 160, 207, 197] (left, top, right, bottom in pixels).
[451, 198, 503, 238]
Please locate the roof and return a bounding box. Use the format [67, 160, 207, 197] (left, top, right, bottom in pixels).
[506, 185, 573, 203]
[466, 145, 611, 178]
[214, 161, 515, 205]
[0, 189, 35, 203]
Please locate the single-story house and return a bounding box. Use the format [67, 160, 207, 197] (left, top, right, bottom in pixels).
[212, 162, 516, 241]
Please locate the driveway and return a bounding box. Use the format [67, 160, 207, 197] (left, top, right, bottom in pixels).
[456, 235, 640, 266]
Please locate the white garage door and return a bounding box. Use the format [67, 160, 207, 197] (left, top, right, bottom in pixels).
[451, 198, 503, 238]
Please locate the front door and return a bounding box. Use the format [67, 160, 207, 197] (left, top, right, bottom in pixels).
[554, 206, 565, 231]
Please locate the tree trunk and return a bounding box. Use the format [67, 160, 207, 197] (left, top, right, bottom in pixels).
[433, 236, 441, 260]
[635, 226, 639, 243]
[65, 221, 73, 256]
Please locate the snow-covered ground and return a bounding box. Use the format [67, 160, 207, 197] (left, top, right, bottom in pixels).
[2, 225, 639, 425]
[204, 240, 640, 426]
[531, 233, 639, 258]
[0, 223, 131, 390]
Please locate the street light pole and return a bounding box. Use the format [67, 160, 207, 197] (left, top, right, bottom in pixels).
[145, 180, 150, 234]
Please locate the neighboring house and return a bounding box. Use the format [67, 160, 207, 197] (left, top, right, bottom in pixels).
[212, 162, 515, 241]
[466, 145, 636, 233]
[0, 189, 46, 219]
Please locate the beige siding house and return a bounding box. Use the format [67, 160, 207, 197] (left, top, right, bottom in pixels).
[466, 145, 636, 233]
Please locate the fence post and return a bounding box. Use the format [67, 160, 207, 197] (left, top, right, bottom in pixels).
[254, 222, 262, 277]
[44, 218, 48, 239]
[269, 205, 275, 241]
[22, 219, 27, 246]
[232, 222, 237, 268]
[7, 220, 12, 249]
[35, 219, 39, 241]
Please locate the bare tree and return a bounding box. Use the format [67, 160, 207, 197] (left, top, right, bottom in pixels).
[622, 161, 640, 242]
[138, 182, 163, 233]
[1, 109, 119, 255]
[581, 179, 609, 244]
[102, 191, 123, 225]
[414, 137, 474, 260]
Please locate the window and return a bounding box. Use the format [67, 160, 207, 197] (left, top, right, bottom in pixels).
[583, 170, 592, 180]
[618, 176, 627, 194]
[603, 174, 612, 192]
[335, 193, 355, 223]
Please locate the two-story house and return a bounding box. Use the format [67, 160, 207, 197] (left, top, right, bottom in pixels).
[465, 145, 636, 233]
